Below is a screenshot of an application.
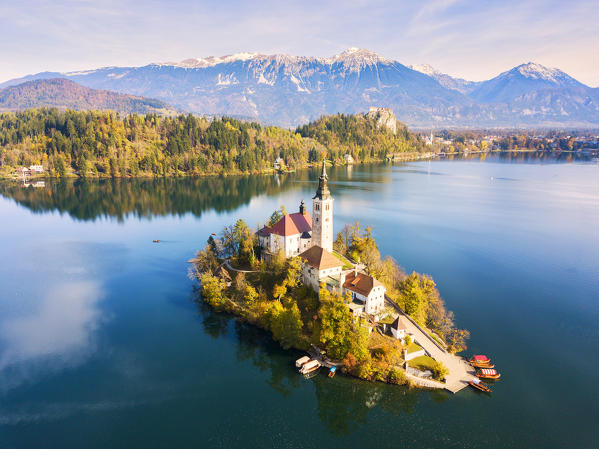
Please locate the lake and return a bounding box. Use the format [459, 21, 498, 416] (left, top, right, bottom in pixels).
[0, 153, 598, 448]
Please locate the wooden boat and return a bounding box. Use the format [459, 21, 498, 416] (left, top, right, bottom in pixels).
[476, 368, 501, 380]
[470, 361, 495, 369]
[153, 239, 160, 243]
[299, 359, 321, 375]
[295, 356, 310, 368]
[469, 379, 492, 393]
[469, 355, 491, 365]
[328, 366, 337, 378]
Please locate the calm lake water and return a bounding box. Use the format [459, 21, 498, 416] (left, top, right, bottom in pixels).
[0, 153, 598, 448]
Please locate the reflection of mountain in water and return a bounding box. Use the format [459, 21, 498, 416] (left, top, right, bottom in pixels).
[0, 174, 310, 221]
[191, 288, 444, 436]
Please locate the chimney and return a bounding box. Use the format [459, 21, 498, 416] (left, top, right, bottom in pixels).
[339, 270, 347, 286]
[299, 200, 306, 215]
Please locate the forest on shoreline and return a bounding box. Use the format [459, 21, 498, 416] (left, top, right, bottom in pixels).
[0, 108, 427, 179]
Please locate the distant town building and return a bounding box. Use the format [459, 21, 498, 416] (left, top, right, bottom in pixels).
[425, 131, 434, 145]
[344, 154, 355, 164]
[274, 157, 285, 170]
[17, 165, 44, 179]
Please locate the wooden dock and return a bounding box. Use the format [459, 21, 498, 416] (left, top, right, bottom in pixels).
[385, 296, 477, 394]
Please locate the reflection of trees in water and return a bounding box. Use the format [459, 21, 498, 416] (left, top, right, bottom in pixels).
[190, 287, 436, 437]
[233, 321, 302, 397]
[444, 151, 592, 164]
[312, 375, 421, 436]
[489, 151, 591, 163]
[0, 173, 312, 222]
[191, 288, 301, 397]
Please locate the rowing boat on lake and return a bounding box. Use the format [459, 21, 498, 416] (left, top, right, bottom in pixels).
[469, 379, 492, 393]
[476, 368, 501, 380]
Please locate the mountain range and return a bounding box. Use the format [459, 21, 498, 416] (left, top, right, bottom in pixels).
[2, 48, 598, 128]
[0, 78, 178, 115]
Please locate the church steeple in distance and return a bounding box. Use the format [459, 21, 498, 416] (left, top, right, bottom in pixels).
[313, 161, 331, 200]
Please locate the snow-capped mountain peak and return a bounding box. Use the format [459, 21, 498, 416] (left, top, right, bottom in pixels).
[3, 50, 594, 128]
[515, 62, 565, 83]
[326, 48, 390, 67]
[408, 64, 479, 94]
[409, 64, 441, 76]
[164, 52, 261, 68]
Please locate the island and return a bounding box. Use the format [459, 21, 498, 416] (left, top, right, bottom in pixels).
[191, 162, 476, 393]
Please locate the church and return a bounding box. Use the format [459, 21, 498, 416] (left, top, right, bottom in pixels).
[257, 162, 334, 256]
[258, 162, 386, 318]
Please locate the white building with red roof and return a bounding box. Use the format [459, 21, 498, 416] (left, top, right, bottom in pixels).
[258, 161, 334, 258]
[258, 200, 313, 257]
[341, 270, 386, 315]
[298, 245, 343, 291]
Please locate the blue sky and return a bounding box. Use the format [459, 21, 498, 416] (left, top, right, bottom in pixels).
[1, 0, 598, 85]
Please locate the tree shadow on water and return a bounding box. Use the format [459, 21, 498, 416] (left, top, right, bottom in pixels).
[312, 375, 421, 436]
[190, 286, 446, 437]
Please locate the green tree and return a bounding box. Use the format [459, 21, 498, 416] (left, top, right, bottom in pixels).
[266, 302, 303, 349]
[399, 272, 428, 325]
[318, 290, 354, 360]
[192, 244, 219, 275]
[431, 361, 449, 381]
[267, 205, 287, 227]
[244, 285, 258, 306]
[200, 273, 227, 309]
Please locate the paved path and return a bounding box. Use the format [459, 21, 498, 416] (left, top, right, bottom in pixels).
[385, 296, 477, 393]
[224, 260, 260, 273]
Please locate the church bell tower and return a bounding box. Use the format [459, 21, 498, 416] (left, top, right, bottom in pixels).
[312, 161, 334, 252]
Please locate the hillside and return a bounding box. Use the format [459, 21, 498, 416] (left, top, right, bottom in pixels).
[2, 49, 597, 128]
[0, 78, 179, 115]
[0, 108, 426, 178]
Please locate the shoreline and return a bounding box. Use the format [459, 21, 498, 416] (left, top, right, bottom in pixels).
[3, 148, 588, 181]
[192, 260, 478, 393]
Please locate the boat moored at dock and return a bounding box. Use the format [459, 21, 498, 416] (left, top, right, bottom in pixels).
[295, 356, 310, 368]
[470, 361, 495, 368]
[476, 368, 501, 380]
[469, 378, 492, 393]
[299, 359, 321, 375]
[469, 355, 492, 365]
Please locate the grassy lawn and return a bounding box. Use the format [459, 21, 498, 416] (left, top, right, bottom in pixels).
[408, 355, 437, 371]
[378, 314, 396, 325]
[368, 330, 404, 366]
[406, 342, 423, 354]
[332, 251, 354, 270]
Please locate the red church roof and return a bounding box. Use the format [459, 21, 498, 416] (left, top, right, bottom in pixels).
[270, 212, 312, 237]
